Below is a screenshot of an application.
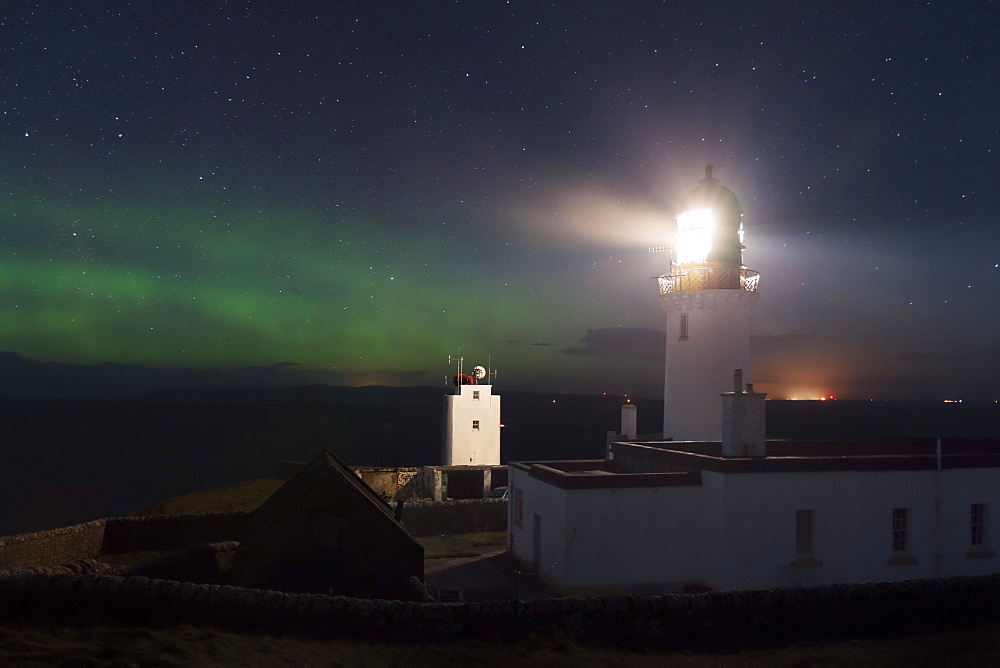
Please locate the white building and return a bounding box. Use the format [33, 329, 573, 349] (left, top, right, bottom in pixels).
[508, 167, 1000, 594]
[509, 438, 1000, 595]
[442, 372, 501, 467]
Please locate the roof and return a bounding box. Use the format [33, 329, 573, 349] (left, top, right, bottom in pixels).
[243, 449, 408, 542]
[512, 438, 1000, 490]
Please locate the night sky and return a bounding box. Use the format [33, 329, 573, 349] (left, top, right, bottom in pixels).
[1, 2, 997, 401]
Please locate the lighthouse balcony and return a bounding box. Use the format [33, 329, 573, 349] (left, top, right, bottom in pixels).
[657, 266, 760, 294]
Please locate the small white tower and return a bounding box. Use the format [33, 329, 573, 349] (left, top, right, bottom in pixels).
[620, 399, 637, 440]
[442, 362, 501, 466]
[656, 166, 760, 441]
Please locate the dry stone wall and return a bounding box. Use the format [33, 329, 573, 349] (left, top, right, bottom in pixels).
[101, 513, 250, 554]
[0, 572, 998, 646]
[400, 499, 506, 537]
[0, 501, 502, 570]
[0, 512, 250, 570]
[0, 520, 106, 569]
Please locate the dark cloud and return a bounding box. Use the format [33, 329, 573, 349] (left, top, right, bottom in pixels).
[561, 327, 664, 361]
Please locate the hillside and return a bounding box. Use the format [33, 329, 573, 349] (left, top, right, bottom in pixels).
[135, 479, 284, 516]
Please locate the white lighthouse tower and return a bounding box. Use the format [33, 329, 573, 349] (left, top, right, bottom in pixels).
[442, 363, 501, 466]
[656, 166, 760, 441]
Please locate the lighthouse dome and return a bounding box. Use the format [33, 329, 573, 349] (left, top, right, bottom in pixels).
[678, 165, 744, 265]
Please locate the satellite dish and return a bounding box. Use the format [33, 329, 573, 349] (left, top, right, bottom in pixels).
[472, 365, 487, 380]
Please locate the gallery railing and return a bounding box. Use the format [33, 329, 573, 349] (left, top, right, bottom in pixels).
[656, 266, 760, 294]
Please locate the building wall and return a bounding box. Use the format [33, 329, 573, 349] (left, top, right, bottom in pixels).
[509, 467, 567, 583]
[560, 485, 708, 593]
[711, 467, 1000, 590]
[514, 464, 1000, 594]
[661, 289, 757, 441]
[442, 384, 501, 466]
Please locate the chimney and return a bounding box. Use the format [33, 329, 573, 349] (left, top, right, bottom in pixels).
[721, 368, 767, 458]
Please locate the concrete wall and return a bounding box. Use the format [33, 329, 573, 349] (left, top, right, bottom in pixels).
[0, 571, 997, 647]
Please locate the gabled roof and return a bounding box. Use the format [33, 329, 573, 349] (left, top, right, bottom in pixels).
[242, 449, 410, 545]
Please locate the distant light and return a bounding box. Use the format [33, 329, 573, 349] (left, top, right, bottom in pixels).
[552, 399, 557, 403]
[943, 399, 963, 403]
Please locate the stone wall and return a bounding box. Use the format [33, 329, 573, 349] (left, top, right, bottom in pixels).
[354, 467, 425, 501]
[101, 513, 250, 554]
[0, 501, 498, 570]
[0, 572, 997, 646]
[0, 520, 107, 569]
[0, 512, 250, 570]
[128, 542, 240, 585]
[400, 499, 506, 537]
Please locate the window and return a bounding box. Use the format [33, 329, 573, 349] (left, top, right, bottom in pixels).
[972, 503, 987, 546]
[472, 420, 480, 430]
[795, 510, 814, 556]
[472, 390, 480, 400]
[679, 313, 689, 340]
[892, 508, 908, 552]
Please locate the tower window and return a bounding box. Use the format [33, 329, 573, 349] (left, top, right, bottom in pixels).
[472, 420, 480, 430]
[892, 508, 908, 552]
[679, 313, 689, 340]
[472, 390, 480, 400]
[795, 509, 814, 556]
[972, 503, 987, 546]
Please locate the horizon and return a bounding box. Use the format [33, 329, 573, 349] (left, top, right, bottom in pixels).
[0, 349, 996, 404]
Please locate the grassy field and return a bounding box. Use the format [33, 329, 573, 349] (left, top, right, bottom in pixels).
[136, 479, 285, 515]
[1, 618, 1000, 666]
[418, 531, 506, 558]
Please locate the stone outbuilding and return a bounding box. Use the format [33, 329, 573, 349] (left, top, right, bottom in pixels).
[231, 449, 423, 598]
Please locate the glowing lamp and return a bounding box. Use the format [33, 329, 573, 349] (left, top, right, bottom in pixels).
[675, 208, 715, 265]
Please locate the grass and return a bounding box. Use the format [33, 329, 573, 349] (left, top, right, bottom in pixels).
[1, 618, 1000, 666]
[417, 531, 507, 558]
[135, 479, 285, 516]
[95, 550, 169, 569]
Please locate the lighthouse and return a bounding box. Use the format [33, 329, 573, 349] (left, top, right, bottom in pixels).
[657, 166, 760, 441]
